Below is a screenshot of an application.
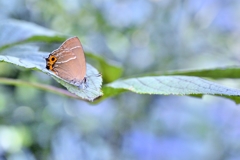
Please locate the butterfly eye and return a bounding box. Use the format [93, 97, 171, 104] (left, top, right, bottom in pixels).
[51, 57, 56, 61]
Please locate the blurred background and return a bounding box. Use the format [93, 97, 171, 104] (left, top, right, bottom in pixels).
[1, 0, 240, 159]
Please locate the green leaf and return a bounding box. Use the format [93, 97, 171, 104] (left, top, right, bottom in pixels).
[105, 76, 240, 103]
[0, 19, 67, 49]
[147, 67, 240, 79]
[85, 51, 123, 83]
[0, 45, 102, 101]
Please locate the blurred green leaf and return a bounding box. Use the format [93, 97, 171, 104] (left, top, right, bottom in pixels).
[0, 19, 67, 50]
[85, 52, 123, 83]
[148, 67, 240, 79]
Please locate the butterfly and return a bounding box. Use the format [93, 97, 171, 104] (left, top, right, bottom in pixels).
[45, 37, 88, 89]
[45, 37, 103, 101]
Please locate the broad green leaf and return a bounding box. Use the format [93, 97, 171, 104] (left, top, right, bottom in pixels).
[0, 45, 102, 101]
[105, 76, 240, 103]
[146, 67, 240, 79]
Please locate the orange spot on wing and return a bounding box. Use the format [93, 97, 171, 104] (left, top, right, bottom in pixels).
[46, 55, 58, 71]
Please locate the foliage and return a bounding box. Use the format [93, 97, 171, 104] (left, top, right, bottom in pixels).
[1, 20, 240, 103]
[1, 1, 240, 160]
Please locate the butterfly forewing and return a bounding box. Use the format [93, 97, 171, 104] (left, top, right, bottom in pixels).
[50, 37, 86, 82]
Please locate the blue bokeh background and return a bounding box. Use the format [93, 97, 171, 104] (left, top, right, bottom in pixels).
[1, 0, 240, 159]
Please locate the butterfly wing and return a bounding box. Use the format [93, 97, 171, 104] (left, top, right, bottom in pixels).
[51, 37, 86, 83]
